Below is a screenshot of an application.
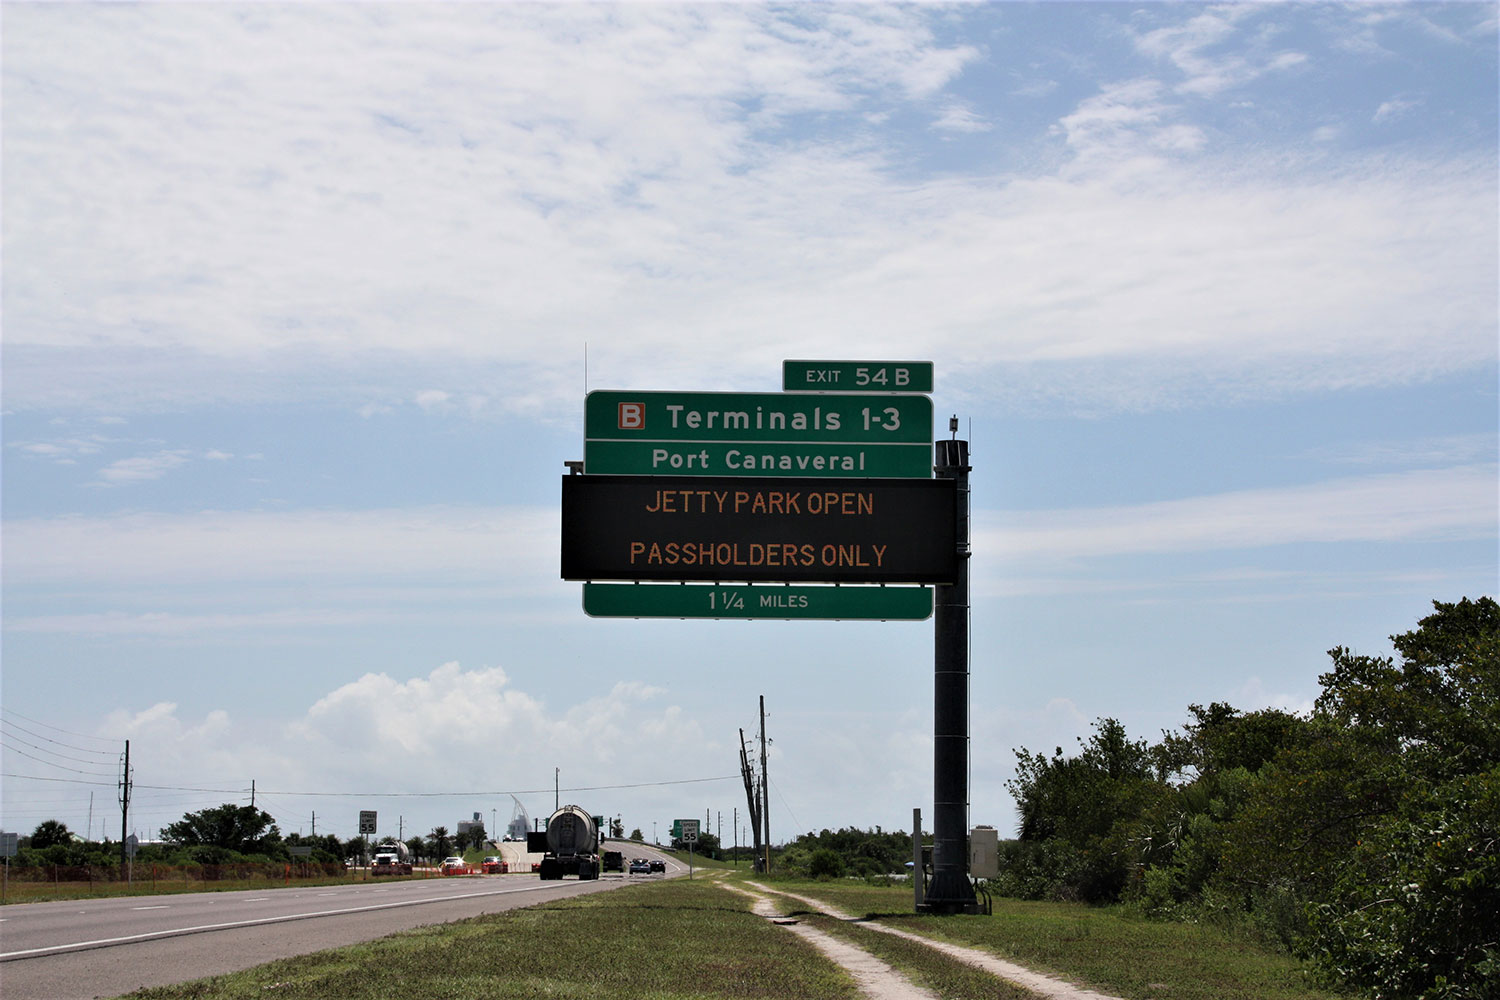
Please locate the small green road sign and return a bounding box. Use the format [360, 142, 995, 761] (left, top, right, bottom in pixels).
[585, 390, 933, 478]
[583, 582, 933, 620]
[783, 360, 934, 394]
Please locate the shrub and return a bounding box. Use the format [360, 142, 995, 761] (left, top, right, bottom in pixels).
[808, 848, 845, 879]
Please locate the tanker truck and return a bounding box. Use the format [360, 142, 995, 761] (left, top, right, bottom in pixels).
[371, 840, 413, 875]
[528, 804, 600, 880]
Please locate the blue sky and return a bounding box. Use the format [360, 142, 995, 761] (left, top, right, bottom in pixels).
[3, 2, 1495, 850]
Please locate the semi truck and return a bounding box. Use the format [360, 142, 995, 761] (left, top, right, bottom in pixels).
[529, 804, 600, 880]
[371, 840, 413, 875]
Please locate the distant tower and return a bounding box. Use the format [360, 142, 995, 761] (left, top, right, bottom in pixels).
[506, 795, 530, 841]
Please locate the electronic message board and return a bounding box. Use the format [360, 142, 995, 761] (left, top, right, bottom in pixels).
[561, 474, 957, 584]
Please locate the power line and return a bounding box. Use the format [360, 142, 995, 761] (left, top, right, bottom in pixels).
[1, 737, 120, 775]
[0, 709, 121, 746]
[4, 772, 738, 797]
[234, 775, 740, 797]
[0, 718, 121, 761]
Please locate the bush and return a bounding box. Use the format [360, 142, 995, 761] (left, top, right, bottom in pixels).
[1307, 768, 1500, 999]
[807, 848, 844, 879]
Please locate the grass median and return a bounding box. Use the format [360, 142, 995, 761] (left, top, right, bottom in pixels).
[117, 877, 861, 1000]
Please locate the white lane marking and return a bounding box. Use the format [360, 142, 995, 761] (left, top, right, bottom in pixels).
[0, 881, 594, 961]
[131, 906, 169, 911]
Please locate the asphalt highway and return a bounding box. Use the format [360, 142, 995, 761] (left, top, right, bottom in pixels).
[0, 845, 687, 1000]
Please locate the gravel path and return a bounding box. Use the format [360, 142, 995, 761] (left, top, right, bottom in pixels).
[747, 882, 1126, 1000]
[719, 881, 941, 1000]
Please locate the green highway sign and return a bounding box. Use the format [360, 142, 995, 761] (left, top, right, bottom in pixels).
[783, 360, 934, 394]
[584, 390, 933, 478]
[583, 582, 933, 620]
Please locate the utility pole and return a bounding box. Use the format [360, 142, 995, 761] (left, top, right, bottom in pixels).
[759, 695, 770, 874]
[739, 728, 763, 866]
[118, 740, 131, 869]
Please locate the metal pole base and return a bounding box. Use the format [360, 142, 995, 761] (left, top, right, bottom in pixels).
[920, 870, 979, 914]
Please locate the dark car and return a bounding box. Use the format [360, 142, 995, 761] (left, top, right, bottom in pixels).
[649, 859, 666, 873]
[629, 858, 650, 874]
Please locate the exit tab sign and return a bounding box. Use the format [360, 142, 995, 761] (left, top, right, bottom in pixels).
[784, 360, 933, 394]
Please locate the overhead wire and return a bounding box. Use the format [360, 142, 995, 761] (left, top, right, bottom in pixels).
[0, 708, 123, 747]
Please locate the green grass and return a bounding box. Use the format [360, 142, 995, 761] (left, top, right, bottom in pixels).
[117, 877, 861, 1000]
[752, 878, 1352, 1000]
[108, 873, 1357, 1000]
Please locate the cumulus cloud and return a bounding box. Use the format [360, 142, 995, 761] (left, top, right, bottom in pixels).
[100, 662, 729, 842]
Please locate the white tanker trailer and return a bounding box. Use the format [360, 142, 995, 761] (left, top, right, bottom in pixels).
[529, 804, 600, 880]
[371, 840, 412, 875]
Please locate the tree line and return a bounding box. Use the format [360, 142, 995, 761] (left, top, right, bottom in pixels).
[12, 804, 492, 869]
[1001, 597, 1496, 999]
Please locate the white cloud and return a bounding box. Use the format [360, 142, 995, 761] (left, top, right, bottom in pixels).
[1132, 4, 1305, 97]
[95, 662, 731, 842]
[931, 103, 991, 134]
[2, 4, 1490, 419]
[980, 465, 1497, 562]
[1230, 676, 1315, 717]
[1373, 98, 1421, 123]
[2, 505, 561, 586]
[414, 390, 452, 411]
[93, 450, 190, 485]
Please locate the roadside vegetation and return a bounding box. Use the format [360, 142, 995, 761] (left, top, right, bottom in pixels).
[991, 598, 1497, 999]
[756, 598, 1497, 1000]
[116, 873, 1353, 1000]
[753, 877, 1347, 1000]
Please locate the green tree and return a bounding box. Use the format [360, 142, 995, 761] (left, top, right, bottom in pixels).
[427, 826, 452, 859]
[1006, 718, 1160, 901]
[1216, 598, 1500, 992]
[808, 847, 844, 879]
[29, 819, 73, 850]
[163, 803, 280, 854]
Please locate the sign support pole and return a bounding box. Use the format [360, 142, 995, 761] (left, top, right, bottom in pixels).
[923, 436, 978, 913]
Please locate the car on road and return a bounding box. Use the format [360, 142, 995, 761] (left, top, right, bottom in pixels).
[481, 856, 506, 873]
[649, 859, 666, 873]
[629, 858, 651, 874]
[441, 856, 468, 875]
